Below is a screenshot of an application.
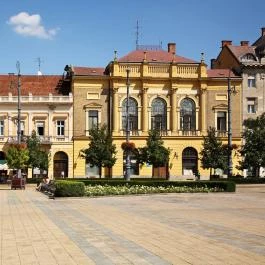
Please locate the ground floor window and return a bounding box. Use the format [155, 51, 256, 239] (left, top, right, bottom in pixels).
[123, 151, 139, 176]
[182, 147, 198, 176]
[53, 151, 68, 178]
[85, 159, 99, 177]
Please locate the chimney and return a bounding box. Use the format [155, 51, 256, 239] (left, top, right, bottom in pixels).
[221, 40, 232, 48]
[168, 43, 176, 54]
[210, 59, 216, 69]
[240, 41, 249, 46]
[262, 27, 265, 36]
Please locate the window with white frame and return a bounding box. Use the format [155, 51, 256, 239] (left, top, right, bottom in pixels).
[217, 112, 227, 131]
[247, 98, 257, 114]
[20, 121, 25, 136]
[56, 120, 65, 136]
[36, 121, 44, 136]
[85, 159, 99, 177]
[247, 75, 256, 88]
[88, 110, 98, 129]
[0, 120, 4, 136]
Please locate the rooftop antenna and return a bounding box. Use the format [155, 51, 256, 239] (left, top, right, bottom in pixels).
[136, 20, 140, 50]
[36, 57, 43, 75]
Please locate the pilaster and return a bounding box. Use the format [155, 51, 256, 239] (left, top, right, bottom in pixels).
[141, 87, 148, 133]
[171, 87, 177, 132]
[113, 87, 119, 134]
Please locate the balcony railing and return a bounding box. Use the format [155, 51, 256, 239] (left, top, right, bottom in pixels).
[5, 135, 71, 144]
[178, 130, 200, 136]
[114, 63, 199, 78]
[121, 130, 140, 136]
[216, 131, 228, 137]
[0, 93, 73, 104]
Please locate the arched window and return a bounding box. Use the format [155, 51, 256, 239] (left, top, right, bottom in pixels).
[182, 147, 198, 176]
[122, 97, 138, 131]
[53, 151, 68, 178]
[151, 98, 167, 131]
[180, 98, 196, 131]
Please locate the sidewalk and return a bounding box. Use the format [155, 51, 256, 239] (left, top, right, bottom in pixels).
[1, 184, 265, 264]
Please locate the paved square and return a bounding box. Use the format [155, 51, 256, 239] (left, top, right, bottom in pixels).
[1, 184, 265, 264]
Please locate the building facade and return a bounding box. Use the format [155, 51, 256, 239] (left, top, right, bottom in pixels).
[0, 75, 73, 179]
[212, 27, 265, 122]
[68, 43, 242, 179]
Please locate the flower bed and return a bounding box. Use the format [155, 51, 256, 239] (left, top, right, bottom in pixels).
[85, 184, 224, 197]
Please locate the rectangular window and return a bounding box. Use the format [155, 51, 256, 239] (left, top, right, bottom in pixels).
[248, 76, 256, 88]
[20, 121, 25, 136]
[247, 98, 257, 114]
[88, 110, 98, 129]
[0, 120, 4, 136]
[217, 112, 227, 131]
[56, 120, 65, 136]
[36, 121, 44, 136]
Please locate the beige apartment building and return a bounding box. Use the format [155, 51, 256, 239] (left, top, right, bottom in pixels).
[0, 74, 73, 179]
[212, 27, 265, 122]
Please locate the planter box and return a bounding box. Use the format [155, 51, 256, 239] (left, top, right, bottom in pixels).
[11, 178, 26, 189]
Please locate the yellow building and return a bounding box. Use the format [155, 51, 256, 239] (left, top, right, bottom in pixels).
[67, 43, 242, 179]
[0, 74, 73, 180]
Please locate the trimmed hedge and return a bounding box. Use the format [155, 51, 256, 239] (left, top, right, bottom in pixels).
[210, 176, 265, 184]
[55, 177, 167, 181]
[54, 180, 85, 197]
[71, 180, 236, 192]
[26, 178, 41, 184]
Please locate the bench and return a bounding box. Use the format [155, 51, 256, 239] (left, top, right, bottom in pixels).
[40, 180, 56, 199]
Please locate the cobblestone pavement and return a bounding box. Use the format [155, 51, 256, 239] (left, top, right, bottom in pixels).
[1, 184, 265, 265]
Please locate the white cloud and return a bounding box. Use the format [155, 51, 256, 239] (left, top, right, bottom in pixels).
[7, 12, 58, 39]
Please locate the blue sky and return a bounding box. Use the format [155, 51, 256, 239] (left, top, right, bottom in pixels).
[1, 0, 265, 75]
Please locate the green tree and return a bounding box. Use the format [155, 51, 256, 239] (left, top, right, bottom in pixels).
[81, 124, 117, 178]
[6, 143, 29, 172]
[137, 130, 170, 176]
[27, 131, 50, 176]
[239, 113, 265, 177]
[200, 127, 226, 176]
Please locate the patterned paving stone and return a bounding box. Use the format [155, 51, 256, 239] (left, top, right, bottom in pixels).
[0, 184, 265, 264]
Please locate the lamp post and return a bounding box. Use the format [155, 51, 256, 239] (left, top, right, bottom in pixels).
[16, 61, 22, 179]
[261, 73, 265, 112]
[125, 68, 131, 181]
[227, 70, 233, 178]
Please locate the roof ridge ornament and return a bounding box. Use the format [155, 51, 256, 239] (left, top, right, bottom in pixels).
[114, 50, 117, 62]
[201, 52, 205, 63]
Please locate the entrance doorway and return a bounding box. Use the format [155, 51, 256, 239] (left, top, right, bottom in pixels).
[53, 151, 68, 178]
[182, 147, 198, 176]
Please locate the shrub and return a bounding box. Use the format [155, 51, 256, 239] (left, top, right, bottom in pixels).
[54, 180, 85, 197]
[85, 184, 218, 196]
[73, 180, 235, 192]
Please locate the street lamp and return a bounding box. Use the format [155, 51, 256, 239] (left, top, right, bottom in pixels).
[125, 68, 131, 181]
[16, 61, 22, 179]
[227, 69, 236, 178]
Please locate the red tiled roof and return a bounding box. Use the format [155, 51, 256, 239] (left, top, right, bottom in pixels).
[227, 46, 256, 61]
[207, 69, 238, 78]
[0, 75, 64, 96]
[73, 67, 105, 76]
[118, 50, 197, 63]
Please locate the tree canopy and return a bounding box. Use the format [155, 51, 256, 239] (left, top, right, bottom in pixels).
[81, 124, 117, 178]
[6, 143, 29, 171]
[27, 130, 50, 172]
[137, 130, 170, 169]
[200, 127, 227, 176]
[239, 113, 265, 177]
